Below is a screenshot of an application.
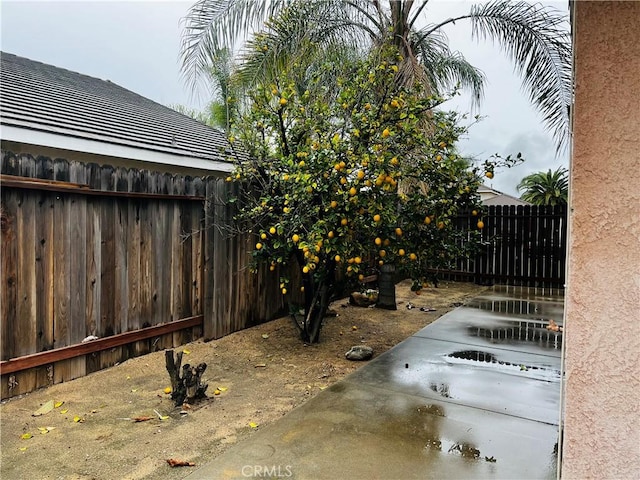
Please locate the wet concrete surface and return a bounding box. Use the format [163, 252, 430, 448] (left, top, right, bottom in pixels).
[186, 287, 563, 479]
[348, 336, 561, 424]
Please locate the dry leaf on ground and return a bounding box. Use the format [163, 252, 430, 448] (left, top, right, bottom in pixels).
[32, 400, 54, 416]
[132, 416, 153, 423]
[166, 459, 195, 467]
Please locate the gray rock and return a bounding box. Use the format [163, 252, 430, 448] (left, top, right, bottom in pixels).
[345, 345, 374, 361]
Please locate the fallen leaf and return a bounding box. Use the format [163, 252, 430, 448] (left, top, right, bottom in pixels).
[19, 447, 28, 451]
[73, 416, 85, 423]
[132, 416, 153, 423]
[166, 459, 195, 467]
[182, 349, 191, 355]
[32, 400, 54, 417]
[126, 376, 131, 380]
[319, 385, 328, 390]
[131, 389, 138, 393]
[261, 333, 269, 339]
[21, 433, 33, 440]
[54, 401, 64, 408]
[163, 387, 172, 394]
[546, 319, 563, 332]
[218, 387, 228, 392]
[214, 389, 221, 395]
[60, 409, 68, 414]
[249, 422, 259, 429]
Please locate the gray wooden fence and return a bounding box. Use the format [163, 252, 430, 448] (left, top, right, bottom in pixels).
[0, 152, 284, 398]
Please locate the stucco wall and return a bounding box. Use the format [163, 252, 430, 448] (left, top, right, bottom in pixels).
[562, 2, 640, 478]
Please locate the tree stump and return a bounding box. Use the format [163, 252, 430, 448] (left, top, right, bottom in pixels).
[165, 349, 208, 406]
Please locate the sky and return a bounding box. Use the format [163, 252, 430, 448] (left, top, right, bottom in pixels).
[0, 0, 570, 196]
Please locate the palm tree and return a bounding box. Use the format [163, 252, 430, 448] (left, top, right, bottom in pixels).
[180, 0, 572, 151]
[517, 166, 568, 206]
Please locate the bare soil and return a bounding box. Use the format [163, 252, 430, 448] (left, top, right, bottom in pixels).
[0, 280, 486, 480]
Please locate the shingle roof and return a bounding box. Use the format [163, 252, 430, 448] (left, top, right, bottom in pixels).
[479, 184, 532, 206]
[483, 193, 532, 206]
[0, 51, 234, 170]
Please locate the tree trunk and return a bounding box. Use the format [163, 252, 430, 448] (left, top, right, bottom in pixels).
[165, 349, 208, 406]
[376, 263, 397, 310]
[292, 259, 335, 344]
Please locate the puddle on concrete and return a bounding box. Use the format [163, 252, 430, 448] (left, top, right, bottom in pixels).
[449, 350, 498, 363]
[467, 299, 540, 315]
[423, 437, 495, 462]
[467, 320, 563, 350]
[445, 350, 561, 381]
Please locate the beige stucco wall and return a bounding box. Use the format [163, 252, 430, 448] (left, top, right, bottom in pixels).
[562, 1, 640, 478]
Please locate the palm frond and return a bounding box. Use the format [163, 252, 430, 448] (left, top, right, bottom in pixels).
[180, 0, 290, 91]
[233, 1, 368, 92]
[411, 27, 485, 104]
[467, 1, 572, 153]
[414, 0, 571, 153]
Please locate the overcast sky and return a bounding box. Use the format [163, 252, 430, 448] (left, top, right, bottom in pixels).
[1, 0, 569, 196]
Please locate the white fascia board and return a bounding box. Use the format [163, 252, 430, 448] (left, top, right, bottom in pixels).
[1, 124, 234, 173]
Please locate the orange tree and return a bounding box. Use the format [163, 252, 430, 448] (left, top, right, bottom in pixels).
[227, 49, 497, 343]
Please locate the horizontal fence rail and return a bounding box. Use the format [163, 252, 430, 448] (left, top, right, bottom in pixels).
[432, 205, 567, 289]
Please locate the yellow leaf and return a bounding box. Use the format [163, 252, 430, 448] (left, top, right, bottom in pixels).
[19, 447, 27, 451]
[38, 427, 50, 435]
[249, 422, 259, 429]
[214, 389, 221, 395]
[218, 387, 228, 392]
[32, 399, 54, 416]
[126, 376, 131, 380]
[73, 416, 84, 423]
[131, 389, 138, 393]
[164, 387, 172, 394]
[21, 433, 33, 440]
[183, 349, 191, 355]
[60, 409, 68, 414]
[54, 401, 64, 408]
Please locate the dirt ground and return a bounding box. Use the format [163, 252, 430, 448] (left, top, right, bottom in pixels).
[1, 280, 486, 480]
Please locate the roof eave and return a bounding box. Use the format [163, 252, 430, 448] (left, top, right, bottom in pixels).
[1, 124, 234, 173]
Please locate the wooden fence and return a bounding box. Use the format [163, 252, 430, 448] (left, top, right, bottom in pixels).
[0, 152, 284, 398]
[432, 205, 568, 289]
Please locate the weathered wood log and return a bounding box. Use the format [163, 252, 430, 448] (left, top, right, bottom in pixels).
[165, 349, 208, 406]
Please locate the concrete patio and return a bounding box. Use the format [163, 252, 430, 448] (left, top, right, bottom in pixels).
[186, 286, 564, 479]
